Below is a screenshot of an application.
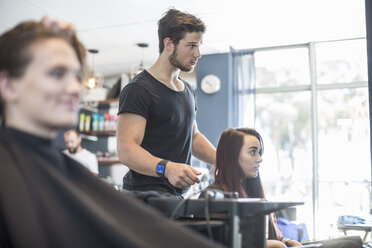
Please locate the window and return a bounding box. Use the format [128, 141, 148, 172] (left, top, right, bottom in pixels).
[256, 91, 313, 234]
[316, 39, 368, 85]
[237, 38, 370, 239]
[255, 47, 310, 88]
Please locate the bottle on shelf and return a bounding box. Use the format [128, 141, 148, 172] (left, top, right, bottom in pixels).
[84, 114, 91, 131]
[79, 113, 85, 132]
[104, 112, 110, 131]
[110, 115, 117, 131]
[99, 115, 105, 131]
[92, 113, 99, 131]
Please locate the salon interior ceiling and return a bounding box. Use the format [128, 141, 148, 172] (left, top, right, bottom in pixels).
[0, 0, 366, 77]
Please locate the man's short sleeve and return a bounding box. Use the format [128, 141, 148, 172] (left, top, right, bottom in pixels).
[118, 83, 152, 120]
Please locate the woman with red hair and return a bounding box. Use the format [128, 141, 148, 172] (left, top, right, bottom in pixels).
[201, 127, 362, 248]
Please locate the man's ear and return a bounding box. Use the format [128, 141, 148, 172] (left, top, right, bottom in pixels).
[163, 37, 174, 53]
[0, 72, 19, 103]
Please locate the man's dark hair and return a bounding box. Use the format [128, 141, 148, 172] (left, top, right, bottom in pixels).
[157, 8, 206, 53]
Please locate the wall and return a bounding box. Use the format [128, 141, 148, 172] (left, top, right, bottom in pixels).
[179, 70, 197, 90]
[195, 53, 231, 146]
[365, 0, 372, 197]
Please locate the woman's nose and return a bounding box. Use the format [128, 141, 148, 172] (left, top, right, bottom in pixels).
[66, 74, 82, 95]
[257, 155, 263, 163]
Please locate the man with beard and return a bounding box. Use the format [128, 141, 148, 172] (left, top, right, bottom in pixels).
[63, 129, 99, 175]
[117, 8, 216, 197]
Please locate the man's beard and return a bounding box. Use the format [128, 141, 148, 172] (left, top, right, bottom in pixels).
[68, 147, 78, 154]
[169, 48, 192, 72]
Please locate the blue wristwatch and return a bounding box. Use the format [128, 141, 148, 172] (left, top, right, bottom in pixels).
[155, 159, 169, 177]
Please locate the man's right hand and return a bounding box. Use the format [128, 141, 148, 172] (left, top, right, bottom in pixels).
[164, 162, 201, 189]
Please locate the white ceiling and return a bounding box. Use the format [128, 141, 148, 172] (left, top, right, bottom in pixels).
[0, 0, 367, 77]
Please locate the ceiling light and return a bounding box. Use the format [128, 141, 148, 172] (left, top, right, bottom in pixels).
[86, 49, 104, 89]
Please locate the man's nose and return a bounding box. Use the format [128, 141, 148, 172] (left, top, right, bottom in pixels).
[194, 47, 201, 59]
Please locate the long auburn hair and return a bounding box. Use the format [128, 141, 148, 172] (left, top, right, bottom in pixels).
[214, 128, 265, 198]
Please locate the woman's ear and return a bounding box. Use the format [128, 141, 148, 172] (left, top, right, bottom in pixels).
[0, 72, 19, 103]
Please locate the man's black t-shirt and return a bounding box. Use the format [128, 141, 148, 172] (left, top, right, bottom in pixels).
[118, 70, 197, 195]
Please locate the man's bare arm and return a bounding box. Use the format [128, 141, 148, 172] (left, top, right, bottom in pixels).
[117, 113, 201, 188]
[191, 121, 216, 166]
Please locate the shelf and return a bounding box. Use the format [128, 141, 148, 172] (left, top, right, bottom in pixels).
[80, 98, 119, 109]
[79, 99, 119, 168]
[80, 130, 116, 136]
[98, 98, 119, 104]
[98, 158, 121, 165]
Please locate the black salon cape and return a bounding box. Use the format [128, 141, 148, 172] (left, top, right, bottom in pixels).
[0, 127, 221, 248]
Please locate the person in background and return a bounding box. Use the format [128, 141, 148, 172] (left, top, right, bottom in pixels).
[200, 127, 362, 248]
[117, 8, 216, 198]
[0, 17, 222, 248]
[63, 128, 99, 175]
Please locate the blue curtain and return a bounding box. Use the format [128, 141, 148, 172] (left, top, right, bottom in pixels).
[231, 49, 256, 128]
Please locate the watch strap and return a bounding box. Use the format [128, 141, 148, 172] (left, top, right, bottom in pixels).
[155, 159, 169, 177]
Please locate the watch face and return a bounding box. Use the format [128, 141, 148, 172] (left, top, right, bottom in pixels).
[201, 74, 221, 94]
[156, 164, 165, 174]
